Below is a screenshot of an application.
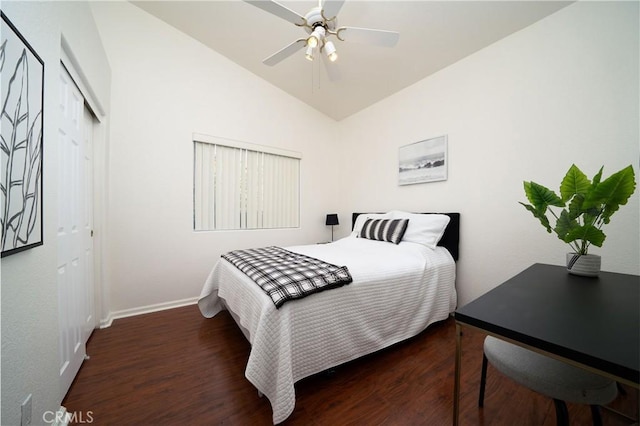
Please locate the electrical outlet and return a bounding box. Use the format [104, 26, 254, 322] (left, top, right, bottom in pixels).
[21, 394, 32, 426]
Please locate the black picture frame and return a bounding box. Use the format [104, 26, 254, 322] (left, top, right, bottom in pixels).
[1, 12, 45, 257]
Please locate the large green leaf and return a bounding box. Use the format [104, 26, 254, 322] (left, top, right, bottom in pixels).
[565, 193, 586, 220]
[523, 181, 564, 211]
[584, 165, 636, 223]
[563, 225, 606, 247]
[590, 166, 603, 188]
[519, 202, 552, 233]
[554, 209, 579, 240]
[560, 164, 591, 202]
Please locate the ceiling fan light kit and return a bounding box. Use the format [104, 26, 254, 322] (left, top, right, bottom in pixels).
[306, 25, 325, 49]
[244, 0, 399, 74]
[305, 45, 314, 61]
[324, 40, 338, 62]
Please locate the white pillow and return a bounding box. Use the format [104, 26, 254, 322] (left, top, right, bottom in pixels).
[351, 213, 392, 237]
[389, 211, 450, 249]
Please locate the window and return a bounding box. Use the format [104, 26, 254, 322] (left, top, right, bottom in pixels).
[193, 134, 301, 231]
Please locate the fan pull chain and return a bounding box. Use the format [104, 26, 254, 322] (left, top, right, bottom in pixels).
[316, 53, 322, 91]
[311, 57, 315, 94]
[310, 54, 320, 94]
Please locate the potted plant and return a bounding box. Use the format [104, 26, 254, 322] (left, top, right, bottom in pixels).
[520, 164, 636, 276]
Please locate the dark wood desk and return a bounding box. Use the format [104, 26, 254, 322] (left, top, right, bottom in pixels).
[452, 263, 640, 425]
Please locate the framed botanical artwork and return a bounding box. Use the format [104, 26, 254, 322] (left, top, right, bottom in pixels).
[1, 12, 45, 257]
[398, 135, 448, 185]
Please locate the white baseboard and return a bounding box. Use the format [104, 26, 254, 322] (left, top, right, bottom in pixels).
[99, 297, 198, 328]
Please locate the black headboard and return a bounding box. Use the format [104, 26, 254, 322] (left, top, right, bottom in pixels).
[352, 212, 460, 261]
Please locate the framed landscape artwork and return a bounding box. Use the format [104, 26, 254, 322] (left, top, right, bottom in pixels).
[398, 135, 448, 185]
[1, 12, 45, 257]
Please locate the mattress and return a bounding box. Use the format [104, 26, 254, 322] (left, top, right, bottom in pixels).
[198, 235, 456, 424]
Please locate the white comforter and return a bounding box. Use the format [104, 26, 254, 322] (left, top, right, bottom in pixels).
[198, 236, 457, 424]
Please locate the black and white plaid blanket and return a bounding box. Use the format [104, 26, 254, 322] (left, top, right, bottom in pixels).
[222, 246, 352, 309]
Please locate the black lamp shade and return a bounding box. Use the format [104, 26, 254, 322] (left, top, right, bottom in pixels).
[325, 214, 339, 226]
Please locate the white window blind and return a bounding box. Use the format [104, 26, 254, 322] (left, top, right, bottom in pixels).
[194, 135, 300, 231]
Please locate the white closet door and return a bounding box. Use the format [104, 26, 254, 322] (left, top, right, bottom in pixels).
[57, 63, 94, 399]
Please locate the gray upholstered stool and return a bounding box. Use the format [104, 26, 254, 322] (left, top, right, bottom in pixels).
[479, 335, 618, 426]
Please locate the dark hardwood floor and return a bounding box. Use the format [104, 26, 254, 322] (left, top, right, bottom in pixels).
[63, 305, 638, 425]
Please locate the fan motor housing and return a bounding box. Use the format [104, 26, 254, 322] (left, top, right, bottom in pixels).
[303, 6, 337, 33]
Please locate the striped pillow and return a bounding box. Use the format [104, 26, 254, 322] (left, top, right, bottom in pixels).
[359, 218, 409, 244]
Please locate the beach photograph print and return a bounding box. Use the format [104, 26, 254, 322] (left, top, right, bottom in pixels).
[1, 12, 45, 257]
[398, 135, 448, 185]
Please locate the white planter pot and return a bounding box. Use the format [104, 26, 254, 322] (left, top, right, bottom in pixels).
[566, 253, 601, 277]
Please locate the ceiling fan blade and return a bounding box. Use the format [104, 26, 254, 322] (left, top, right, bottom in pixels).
[244, 0, 306, 26]
[321, 53, 341, 82]
[263, 39, 306, 66]
[336, 27, 400, 47]
[321, 0, 345, 21]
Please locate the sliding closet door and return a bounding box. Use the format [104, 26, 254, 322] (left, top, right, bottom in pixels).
[57, 63, 95, 399]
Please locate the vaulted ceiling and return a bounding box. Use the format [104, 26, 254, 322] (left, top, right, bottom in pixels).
[132, 1, 573, 120]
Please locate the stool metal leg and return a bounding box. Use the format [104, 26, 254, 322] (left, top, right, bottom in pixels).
[453, 323, 463, 426]
[479, 353, 488, 407]
[590, 405, 603, 426]
[553, 399, 569, 426]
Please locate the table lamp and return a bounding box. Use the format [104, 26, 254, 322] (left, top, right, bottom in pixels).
[325, 214, 339, 242]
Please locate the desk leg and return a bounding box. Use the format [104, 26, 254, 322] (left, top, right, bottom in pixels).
[453, 322, 462, 426]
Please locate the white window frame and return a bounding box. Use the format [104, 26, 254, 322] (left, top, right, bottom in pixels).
[193, 133, 301, 231]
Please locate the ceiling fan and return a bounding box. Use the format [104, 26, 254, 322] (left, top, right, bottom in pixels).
[244, 0, 399, 75]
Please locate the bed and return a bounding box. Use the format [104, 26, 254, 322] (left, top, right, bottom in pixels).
[198, 211, 460, 424]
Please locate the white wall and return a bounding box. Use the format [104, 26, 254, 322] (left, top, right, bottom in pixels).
[90, 2, 340, 316]
[1, 2, 111, 425]
[336, 1, 640, 306]
[91, 0, 639, 313]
